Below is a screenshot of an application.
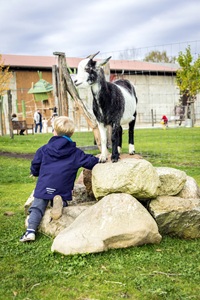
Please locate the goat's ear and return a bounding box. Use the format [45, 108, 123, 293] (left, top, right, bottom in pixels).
[97, 56, 112, 67]
[86, 51, 100, 60]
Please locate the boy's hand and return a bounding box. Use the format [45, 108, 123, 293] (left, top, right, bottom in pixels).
[29, 174, 36, 179]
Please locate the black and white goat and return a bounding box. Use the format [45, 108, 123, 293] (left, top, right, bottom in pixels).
[75, 52, 138, 163]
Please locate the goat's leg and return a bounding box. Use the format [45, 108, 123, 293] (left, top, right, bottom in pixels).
[117, 126, 123, 154]
[98, 122, 108, 163]
[128, 112, 137, 154]
[111, 124, 120, 162]
[107, 125, 112, 149]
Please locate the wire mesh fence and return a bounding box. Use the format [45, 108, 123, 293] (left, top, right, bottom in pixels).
[68, 40, 200, 131]
[118, 126, 200, 179]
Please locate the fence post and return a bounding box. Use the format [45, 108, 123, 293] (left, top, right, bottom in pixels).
[7, 90, 14, 139]
[151, 109, 154, 127]
[0, 96, 3, 136]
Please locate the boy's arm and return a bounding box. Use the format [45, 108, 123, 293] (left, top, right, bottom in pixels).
[78, 150, 99, 170]
[30, 148, 43, 176]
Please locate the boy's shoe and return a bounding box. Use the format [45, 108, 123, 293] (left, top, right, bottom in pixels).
[50, 195, 63, 220]
[20, 230, 35, 242]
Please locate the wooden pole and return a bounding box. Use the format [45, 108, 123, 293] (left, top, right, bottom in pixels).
[0, 96, 3, 136]
[52, 65, 59, 113]
[53, 52, 101, 149]
[7, 90, 14, 139]
[53, 52, 68, 116]
[151, 109, 154, 127]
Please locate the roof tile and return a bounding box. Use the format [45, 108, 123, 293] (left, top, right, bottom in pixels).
[2, 54, 178, 72]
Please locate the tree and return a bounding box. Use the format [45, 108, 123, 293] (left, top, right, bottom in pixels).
[176, 46, 200, 125]
[144, 50, 176, 63]
[0, 54, 12, 96]
[0, 55, 12, 136]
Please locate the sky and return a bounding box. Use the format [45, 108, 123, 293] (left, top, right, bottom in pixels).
[1, 0, 200, 60]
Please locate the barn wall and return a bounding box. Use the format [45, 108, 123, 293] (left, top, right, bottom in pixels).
[2, 69, 56, 134]
[132, 74, 200, 124]
[68, 72, 200, 130]
[69, 74, 181, 127]
[129, 74, 180, 123]
[15, 70, 54, 123]
[2, 68, 200, 134]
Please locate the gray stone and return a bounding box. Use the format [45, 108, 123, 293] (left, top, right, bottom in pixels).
[51, 193, 162, 255]
[71, 183, 96, 204]
[177, 176, 200, 199]
[92, 158, 160, 201]
[156, 167, 187, 196]
[149, 195, 200, 239]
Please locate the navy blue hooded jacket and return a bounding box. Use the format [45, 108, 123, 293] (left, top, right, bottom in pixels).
[31, 136, 99, 201]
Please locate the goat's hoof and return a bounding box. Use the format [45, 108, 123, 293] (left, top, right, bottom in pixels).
[112, 158, 118, 163]
[111, 156, 119, 163]
[99, 160, 106, 163]
[99, 156, 107, 163]
[129, 151, 135, 155]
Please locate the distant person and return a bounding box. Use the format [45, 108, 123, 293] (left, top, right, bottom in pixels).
[161, 115, 168, 129]
[11, 113, 26, 135]
[34, 109, 42, 133]
[49, 112, 58, 132]
[174, 105, 185, 126]
[20, 116, 99, 242]
[42, 118, 48, 133]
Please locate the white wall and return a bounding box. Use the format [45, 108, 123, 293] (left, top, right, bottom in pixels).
[127, 74, 180, 123]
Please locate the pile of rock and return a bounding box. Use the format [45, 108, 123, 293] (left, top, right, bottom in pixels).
[24, 155, 200, 256]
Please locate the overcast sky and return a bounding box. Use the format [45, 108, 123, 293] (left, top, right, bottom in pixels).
[1, 0, 200, 60]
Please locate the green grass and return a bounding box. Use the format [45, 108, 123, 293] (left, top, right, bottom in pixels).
[0, 128, 200, 299]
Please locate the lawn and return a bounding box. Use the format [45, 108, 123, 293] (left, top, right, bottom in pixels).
[0, 127, 200, 300]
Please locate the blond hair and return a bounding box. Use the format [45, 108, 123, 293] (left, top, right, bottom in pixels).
[53, 116, 75, 137]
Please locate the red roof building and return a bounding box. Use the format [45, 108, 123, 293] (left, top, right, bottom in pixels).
[1, 53, 181, 135]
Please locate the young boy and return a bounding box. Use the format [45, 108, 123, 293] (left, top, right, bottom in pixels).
[20, 116, 99, 242]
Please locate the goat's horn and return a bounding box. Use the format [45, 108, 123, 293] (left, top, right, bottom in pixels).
[86, 51, 100, 60]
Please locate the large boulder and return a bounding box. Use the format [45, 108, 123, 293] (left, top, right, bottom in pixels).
[51, 193, 162, 255]
[92, 158, 160, 201]
[177, 176, 200, 199]
[149, 195, 200, 239]
[156, 167, 187, 196]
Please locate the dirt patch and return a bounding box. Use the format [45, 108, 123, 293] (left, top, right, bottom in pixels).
[0, 152, 34, 160]
[0, 151, 143, 161]
[107, 153, 143, 161]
